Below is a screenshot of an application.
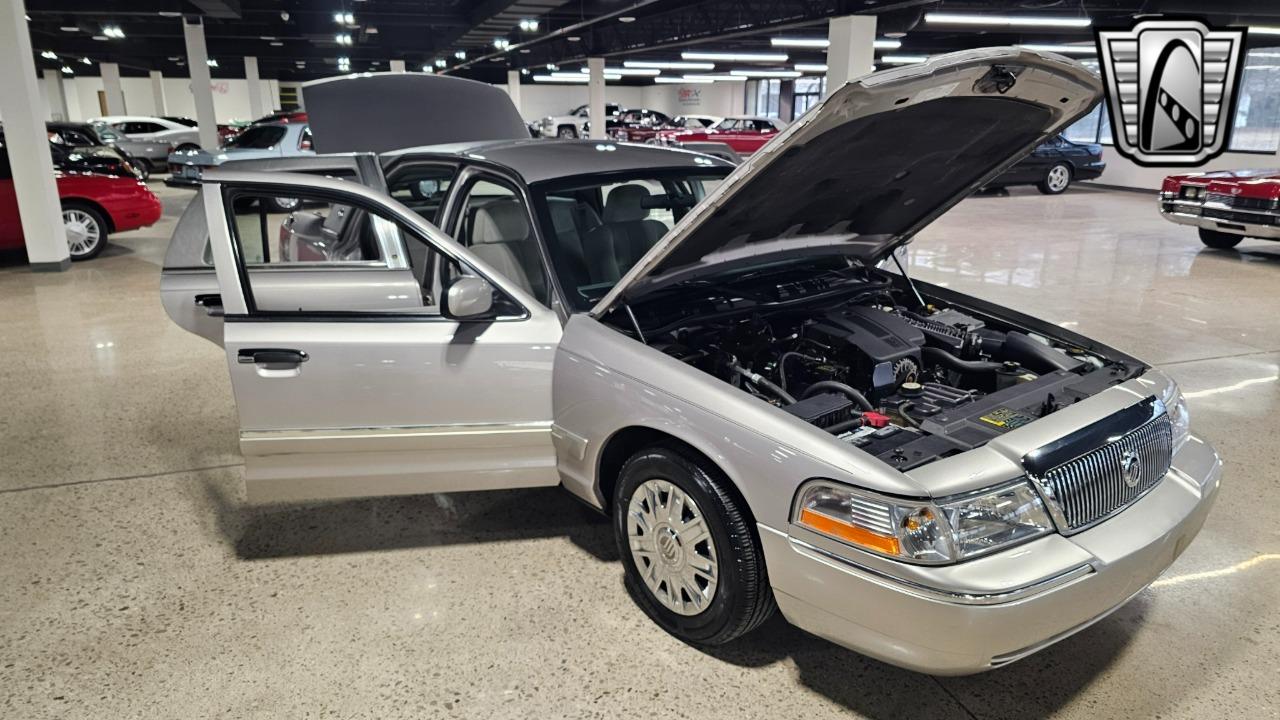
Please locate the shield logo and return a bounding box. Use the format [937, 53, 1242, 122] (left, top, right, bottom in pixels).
[1096, 18, 1246, 166]
[1121, 450, 1143, 489]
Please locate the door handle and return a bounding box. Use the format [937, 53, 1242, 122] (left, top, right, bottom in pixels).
[237, 348, 309, 366]
[194, 293, 224, 317]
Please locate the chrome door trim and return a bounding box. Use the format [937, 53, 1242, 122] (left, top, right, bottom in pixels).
[240, 421, 554, 455]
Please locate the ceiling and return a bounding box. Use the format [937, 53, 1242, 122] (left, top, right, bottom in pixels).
[23, 0, 1280, 84]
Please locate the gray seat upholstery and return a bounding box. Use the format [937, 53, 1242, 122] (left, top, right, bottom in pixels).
[583, 184, 669, 282]
[468, 199, 545, 302]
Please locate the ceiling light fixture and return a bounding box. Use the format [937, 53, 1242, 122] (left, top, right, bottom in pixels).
[520, 68, 529, 75]
[770, 37, 901, 49]
[101, 25, 125, 39]
[1017, 43, 1097, 55]
[682, 74, 747, 82]
[881, 54, 928, 64]
[618, 16, 636, 23]
[207, 59, 218, 67]
[545, 63, 558, 71]
[81, 57, 92, 65]
[334, 12, 355, 25]
[533, 74, 588, 83]
[1250, 26, 1280, 35]
[518, 19, 539, 32]
[41, 50, 58, 60]
[683, 51, 787, 62]
[729, 69, 801, 78]
[434, 58, 446, 68]
[567, 36, 580, 42]
[60, 25, 79, 32]
[270, 41, 283, 46]
[924, 12, 1091, 28]
[493, 37, 510, 50]
[624, 60, 714, 70]
[578, 67, 660, 76]
[454, 50, 467, 60]
[794, 63, 827, 72]
[655, 76, 713, 84]
[61, 65, 74, 74]
[552, 71, 621, 80]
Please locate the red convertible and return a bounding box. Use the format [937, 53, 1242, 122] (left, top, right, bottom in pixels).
[1, 146, 161, 261]
[656, 115, 788, 155]
[1159, 169, 1280, 249]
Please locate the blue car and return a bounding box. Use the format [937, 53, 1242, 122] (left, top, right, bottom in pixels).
[166, 121, 313, 193]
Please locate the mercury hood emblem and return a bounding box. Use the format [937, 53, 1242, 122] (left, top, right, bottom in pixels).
[1121, 450, 1143, 488]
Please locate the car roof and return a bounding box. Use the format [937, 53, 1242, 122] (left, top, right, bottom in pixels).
[380, 138, 733, 184]
[92, 115, 171, 123]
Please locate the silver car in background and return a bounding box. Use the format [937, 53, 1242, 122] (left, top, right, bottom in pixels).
[162, 52, 1219, 675]
[166, 121, 313, 201]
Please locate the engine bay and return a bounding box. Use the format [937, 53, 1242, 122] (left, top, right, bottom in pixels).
[615, 261, 1145, 470]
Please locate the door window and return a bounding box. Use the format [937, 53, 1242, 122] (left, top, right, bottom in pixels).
[388, 164, 456, 224]
[452, 177, 550, 306]
[122, 121, 165, 134]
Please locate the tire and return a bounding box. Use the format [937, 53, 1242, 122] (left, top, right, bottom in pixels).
[557, 126, 578, 139]
[174, 143, 201, 153]
[131, 159, 150, 181]
[612, 445, 776, 646]
[61, 202, 109, 261]
[1199, 228, 1243, 249]
[263, 196, 302, 213]
[1037, 163, 1072, 194]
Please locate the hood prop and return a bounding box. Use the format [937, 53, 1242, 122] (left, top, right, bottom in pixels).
[891, 251, 928, 310]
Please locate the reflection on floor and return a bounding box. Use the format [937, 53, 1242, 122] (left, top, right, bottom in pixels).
[1, 182, 1276, 718]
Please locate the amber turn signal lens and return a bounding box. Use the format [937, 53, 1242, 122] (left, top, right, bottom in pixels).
[798, 508, 901, 555]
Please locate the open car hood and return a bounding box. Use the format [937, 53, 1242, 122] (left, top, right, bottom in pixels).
[301, 72, 528, 154]
[591, 48, 1102, 317]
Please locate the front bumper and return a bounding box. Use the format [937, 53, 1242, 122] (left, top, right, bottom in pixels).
[1159, 195, 1280, 239]
[761, 435, 1221, 675]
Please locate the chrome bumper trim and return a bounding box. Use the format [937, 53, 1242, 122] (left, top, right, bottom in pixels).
[786, 533, 1094, 606]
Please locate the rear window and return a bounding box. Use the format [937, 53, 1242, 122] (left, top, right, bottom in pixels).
[227, 125, 287, 149]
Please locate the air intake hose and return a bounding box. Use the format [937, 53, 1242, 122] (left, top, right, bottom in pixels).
[1001, 332, 1085, 374]
[922, 346, 1003, 374]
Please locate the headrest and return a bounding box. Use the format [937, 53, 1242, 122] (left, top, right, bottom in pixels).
[471, 200, 530, 244]
[604, 184, 651, 223]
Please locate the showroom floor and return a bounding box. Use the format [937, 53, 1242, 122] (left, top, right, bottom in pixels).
[1, 182, 1276, 719]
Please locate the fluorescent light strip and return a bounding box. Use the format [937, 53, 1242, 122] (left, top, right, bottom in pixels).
[770, 37, 901, 49]
[577, 67, 660, 76]
[655, 76, 713, 84]
[794, 63, 827, 72]
[730, 69, 801, 78]
[534, 74, 588, 83]
[682, 73, 747, 82]
[1250, 26, 1280, 35]
[925, 12, 1090, 27]
[881, 55, 928, 64]
[1018, 43, 1097, 55]
[550, 71, 621, 80]
[623, 60, 715, 70]
[682, 51, 788, 62]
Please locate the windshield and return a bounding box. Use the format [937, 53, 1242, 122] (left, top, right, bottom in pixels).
[532, 169, 730, 311]
[227, 125, 286, 149]
[90, 123, 120, 142]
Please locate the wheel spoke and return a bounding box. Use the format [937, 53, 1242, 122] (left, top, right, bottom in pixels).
[625, 477, 721, 617]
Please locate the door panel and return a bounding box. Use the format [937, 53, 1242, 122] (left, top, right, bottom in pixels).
[202, 170, 561, 502]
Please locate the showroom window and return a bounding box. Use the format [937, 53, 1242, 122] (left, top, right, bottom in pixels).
[793, 76, 826, 119]
[745, 79, 782, 117]
[1063, 102, 1104, 143]
[1229, 51, 1280, 152]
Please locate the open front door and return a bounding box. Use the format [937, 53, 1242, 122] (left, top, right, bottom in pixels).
[201, 169, 562, 502]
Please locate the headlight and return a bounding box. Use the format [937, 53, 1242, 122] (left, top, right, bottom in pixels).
[1162, 382, 1191, 452]
[793, 479, 1054, 564]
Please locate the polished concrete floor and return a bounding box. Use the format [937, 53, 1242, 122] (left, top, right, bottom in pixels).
[1, 182, 1277, 719]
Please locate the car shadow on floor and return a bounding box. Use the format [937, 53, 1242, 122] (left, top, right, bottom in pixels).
[200, 478, 618, 563]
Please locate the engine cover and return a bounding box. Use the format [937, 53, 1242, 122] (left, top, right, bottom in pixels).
[804, 306, 926, 395]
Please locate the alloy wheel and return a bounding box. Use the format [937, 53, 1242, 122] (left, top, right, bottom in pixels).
[63, 209, 102, 258]
[626, 478, 719, 616]
[1047, 164, 1070, 192]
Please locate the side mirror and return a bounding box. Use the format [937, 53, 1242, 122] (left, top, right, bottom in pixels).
[443, 275, 494, 320]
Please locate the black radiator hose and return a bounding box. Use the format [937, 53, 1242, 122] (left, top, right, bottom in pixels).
[1001, 331, 1085, 374]
[922, 346, 1004, 374]
[732, 364, 797, 405]
[800, 381, 875, 412]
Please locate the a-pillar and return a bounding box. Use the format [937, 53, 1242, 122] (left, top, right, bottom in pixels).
[100, 61, 125, 114]
[42, 68, 68, 120]
[244, 56, 264, 119]
[587, 57, 605, 140]
[0, 0, 70, 270]
[182, 18, 219, 149]
[149, 70, 167, 115]
[506, 69, 522, 116]
[825, 15, 877, 96]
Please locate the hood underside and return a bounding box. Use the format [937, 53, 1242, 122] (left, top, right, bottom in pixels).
[592, 47, 1102, 317]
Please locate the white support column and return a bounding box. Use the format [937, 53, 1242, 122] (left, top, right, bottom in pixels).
[100, 61, 125, 115]
[183, 18, 219, 149]
[244, 56, 264, 119]
[149, 70, 167, 115]
[0, 0, 70, 270]
[389, 59, 406, 73]
[42, 69, 68, 120]
[825, 15, 877, 96]
[506, 69, 522, 116]
[588, 57, 605, 140]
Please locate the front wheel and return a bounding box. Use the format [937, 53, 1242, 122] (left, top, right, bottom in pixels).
[1037, 163, 1072, 194]
[613, 446, 776, 646]
[263, 196, 301, 213]
[1199, 228, 1243, 249]
[62, 203, 109, 261]
[557, 126, 578, 139]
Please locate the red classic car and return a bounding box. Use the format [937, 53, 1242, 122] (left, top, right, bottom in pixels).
[1159, 169, 1280, 248]
[1, 146, 162, 261]
[656, 115, 788, 155]
[616, 114, 722, 143]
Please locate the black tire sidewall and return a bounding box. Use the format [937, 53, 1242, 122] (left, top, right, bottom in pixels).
[61, 203, 109, 261]
[612, 447, 760, 645]
[1199, 228, 1243, 249]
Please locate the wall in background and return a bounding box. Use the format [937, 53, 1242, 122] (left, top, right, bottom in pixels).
[52, 76, 280, 123]
[1089, 147, 1280, 191]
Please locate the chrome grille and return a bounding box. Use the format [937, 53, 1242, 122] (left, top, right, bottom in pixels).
[1040, 415, 1173, 532]
[1205, 192, 1279, 212]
